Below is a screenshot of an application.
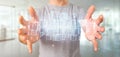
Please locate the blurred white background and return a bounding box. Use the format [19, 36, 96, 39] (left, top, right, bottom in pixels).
[0, 0, 119, 57]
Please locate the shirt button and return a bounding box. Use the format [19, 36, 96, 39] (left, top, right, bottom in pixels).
[52, 44, 55, 47]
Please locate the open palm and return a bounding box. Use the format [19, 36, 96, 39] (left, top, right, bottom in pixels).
[83, 5, 105, 51]
[18, 6, 39, 54]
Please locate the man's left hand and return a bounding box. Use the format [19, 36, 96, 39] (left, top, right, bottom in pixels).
[82, 5, 105, 52]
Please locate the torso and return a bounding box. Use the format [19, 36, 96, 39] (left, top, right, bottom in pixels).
[38, 4, 84, 57]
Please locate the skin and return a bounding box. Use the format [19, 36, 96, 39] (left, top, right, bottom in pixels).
[18, 0, 105, 54]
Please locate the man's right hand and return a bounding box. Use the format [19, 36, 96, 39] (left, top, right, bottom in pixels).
[18, 6, 39, 54]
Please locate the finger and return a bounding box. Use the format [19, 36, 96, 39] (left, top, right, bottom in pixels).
[97, 26, 105, 32]
[18, 28, 28, 44]
[85, 34, 95, 41]
[95, 15, 103, 25]
[18, 28, 23, 35]
[85, 5, 95, 19]
[92, 39, 98, 52]
[18, 28, 28, 35]
[19, 34, 28, 44]
[27, 40, 32, 54]
[95, 32, 102, 40]
[19, 16, 28, 26]
[28, 6, 38, 21]
[30, 35, 39, 42]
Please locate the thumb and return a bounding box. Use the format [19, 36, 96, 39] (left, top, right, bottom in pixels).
[91, 39, 98, 52]
[19, 16, 28, 26]
[27, 40, 32, 54]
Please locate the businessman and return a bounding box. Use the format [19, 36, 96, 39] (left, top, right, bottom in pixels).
[18, 0, 105, 57]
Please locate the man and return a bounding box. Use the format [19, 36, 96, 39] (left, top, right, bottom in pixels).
[18, 0, 105, 57]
